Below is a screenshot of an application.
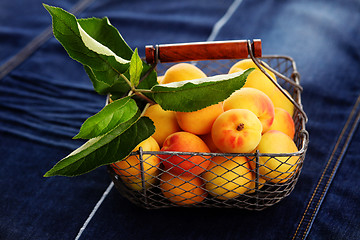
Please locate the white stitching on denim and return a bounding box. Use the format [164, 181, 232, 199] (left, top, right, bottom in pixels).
[301, 102, 360, 240]
[292, 95, 360, 240]
[207, 0, 244, 42]
[75, 182, 114, 240]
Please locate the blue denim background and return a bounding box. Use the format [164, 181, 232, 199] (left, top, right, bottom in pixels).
[1, 0, 359, 239]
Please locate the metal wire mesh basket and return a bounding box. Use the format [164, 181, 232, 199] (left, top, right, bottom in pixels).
[108, 40, 309, 210]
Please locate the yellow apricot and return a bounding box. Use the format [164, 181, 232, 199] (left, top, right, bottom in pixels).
[161, 63, 207, 84]
[245, 172, 267, 194]
[157, 75, 164, 84]
[143, 104, 181, 146]
[266, 107, 295, 139]
[228, 59, 277, 98]
[120, 168, 159, 191]
[211, 109, 263, 153]
[111, 136, 160, 179]
[176, 103, 223, 135]
[249, 130, 300, 183]
[269, 88, 295, 117]
[223, 87, 275, 133]
[202, 156, 253, 200]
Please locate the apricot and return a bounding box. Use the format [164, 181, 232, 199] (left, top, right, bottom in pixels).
[228, 59, 277, 99]
[202, 156, 253, 200]
[176, 103, 223, 135]
[160, 172, 207, 205]
[157, 75, 164, 84]
[161, 63, 207, 84]
[120, 169, 159, 191]
[266, 107, 295, 139]
[249, 130, 300, 183]
[111, 136, 160, 179]
[160, 132, 211, 176]
[143, 104, 181, 146]
[211, 109, 262, 153]
[223, 87, 275, 133]
[199, 132, 221, 153]
[244, 171, 267, 194]
[269, 88, 295, 116]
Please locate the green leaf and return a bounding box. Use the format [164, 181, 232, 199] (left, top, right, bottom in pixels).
[83, 65, 111, 94]
[151, 68, 254, 112]
[43, 4, 132, 95]
[44, 115, 155, 177]
[74, 96, 138, 139]
[77, 17, 133, 60]
[138, 64, 158, 89]
[129, 48, 143, 87]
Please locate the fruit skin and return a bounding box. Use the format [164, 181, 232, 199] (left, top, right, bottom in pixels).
[245, 172, 267, 194]
[249, 130, 299, 183]
[160, 172, 207, 205]
[228, 59, 277, 99]
[175, 103, 223, 135]
[202, 156, 253, 200]
[266, 107, 295, 139]
[161, 63, 207, 84]
[160, 132, 211, 176]
[269, 88, 295, 116]
[199, 132, 221, 153]
[143, 104, 181, 146]
[157, 75, 164, 84]
[211, 109, 263, 153]
[120, 169, 159, 191]
[111, 136, 160, 179]
[223, 87, 275, 133]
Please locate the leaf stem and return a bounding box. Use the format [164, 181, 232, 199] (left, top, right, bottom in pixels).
[141, 103, 151, 117]
[134, 91, 156, 104]
[127, 88, 154, 104]
[134, 89, 153, 93]
[120, 73, 133, 89]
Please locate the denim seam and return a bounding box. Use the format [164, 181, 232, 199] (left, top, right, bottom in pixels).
[74, 182, 114, 240]
[0, 0, 96, 81]
[292, 95, 360, 240]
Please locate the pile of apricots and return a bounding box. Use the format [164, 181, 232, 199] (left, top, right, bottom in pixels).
[111, 59, 300, 205]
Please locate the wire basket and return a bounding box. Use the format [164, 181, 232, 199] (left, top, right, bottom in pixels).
[108, 40, 309, 210]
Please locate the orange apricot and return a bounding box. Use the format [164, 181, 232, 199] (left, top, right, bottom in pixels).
[160, 132, 210, 176]
[160, 172, 207, 205]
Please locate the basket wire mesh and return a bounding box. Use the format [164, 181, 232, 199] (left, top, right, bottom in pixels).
[108, 47, 308, 210]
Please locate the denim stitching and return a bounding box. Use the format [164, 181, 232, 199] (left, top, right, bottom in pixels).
[292, 95, 360, 240]
[74, 182, 114, 240]
[301, 105, 360, 239]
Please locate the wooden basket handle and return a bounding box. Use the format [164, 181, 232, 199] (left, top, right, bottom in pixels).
[145, 39, 261, 64]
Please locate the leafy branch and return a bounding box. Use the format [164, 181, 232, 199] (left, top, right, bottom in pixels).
[43, 4, 252, 177]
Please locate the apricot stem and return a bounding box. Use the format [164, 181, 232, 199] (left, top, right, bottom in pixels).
[236, 123, 244, 131]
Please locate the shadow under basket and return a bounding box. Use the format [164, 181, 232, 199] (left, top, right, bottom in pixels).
[108, 40, 309, 210]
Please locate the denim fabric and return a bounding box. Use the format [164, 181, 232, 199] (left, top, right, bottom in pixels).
[1, 0, 359, 239]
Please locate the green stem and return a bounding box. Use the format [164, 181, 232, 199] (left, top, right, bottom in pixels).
[120, 73, 134, 90]
[134, 91, 155, 104]
[134, 89, 153, 93]
[141, 103, 151, 117]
